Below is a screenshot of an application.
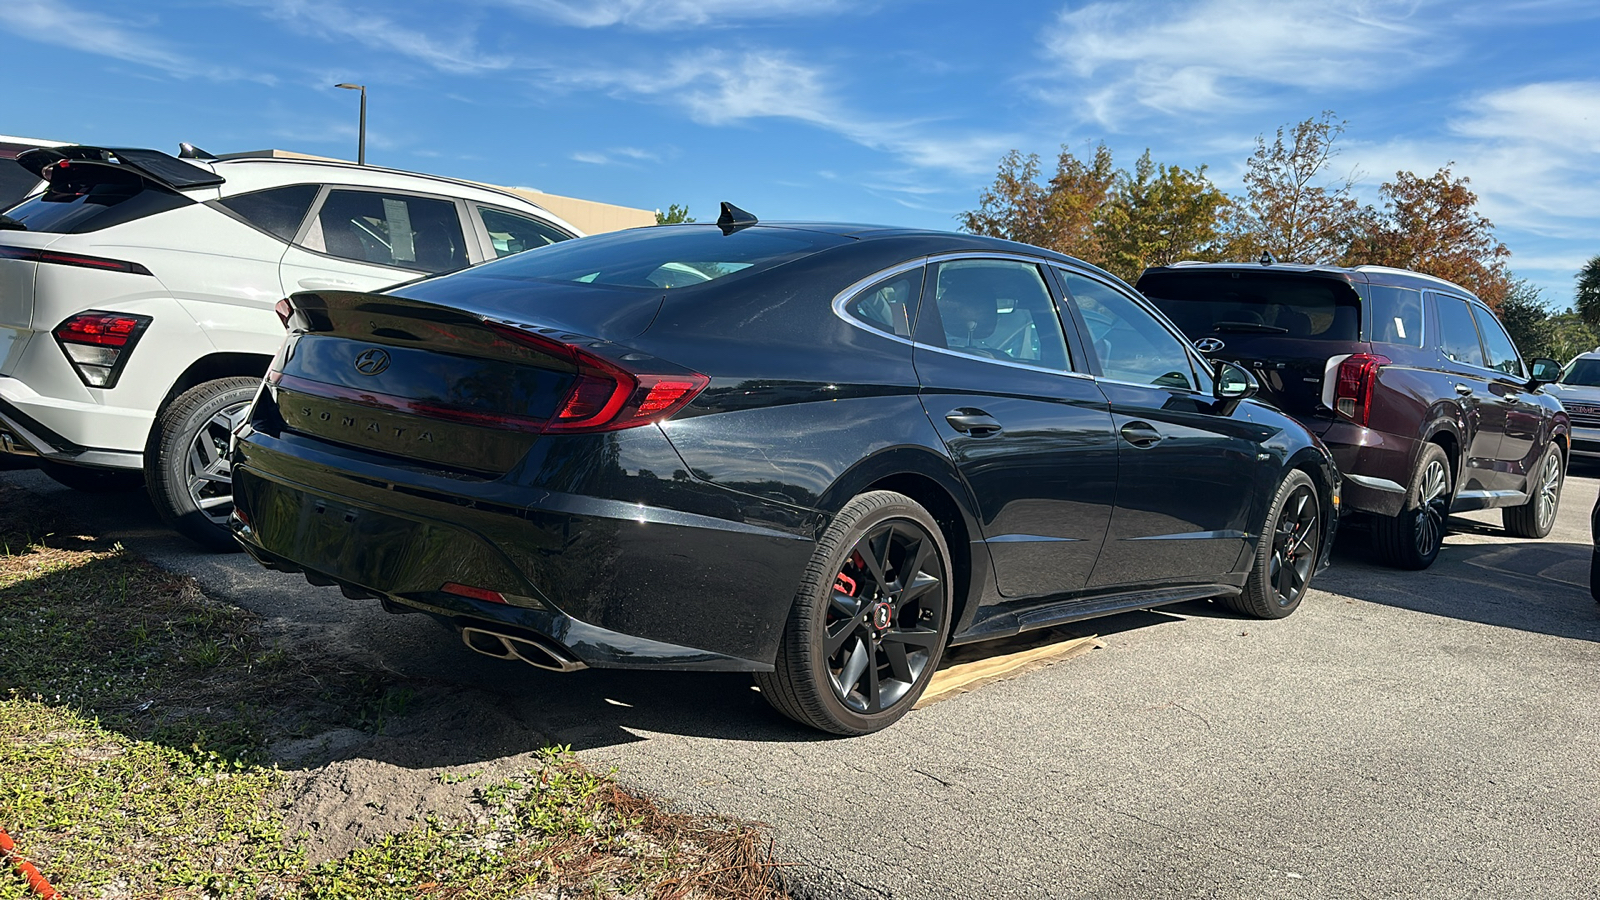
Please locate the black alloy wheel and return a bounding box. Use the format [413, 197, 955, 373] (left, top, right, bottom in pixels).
[757, 491, 953, 734]
[1228, 469, 1321, 619]
[1372, 443, 1453, 570]
[147, 376, 260, 552]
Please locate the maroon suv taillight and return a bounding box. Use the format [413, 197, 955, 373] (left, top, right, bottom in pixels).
[486, 322, 710, 433]
[53, 311, 153, 388]
[1333, 353, 1390, 426]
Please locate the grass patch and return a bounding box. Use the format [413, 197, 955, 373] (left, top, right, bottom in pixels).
[0, 481, 787, 898]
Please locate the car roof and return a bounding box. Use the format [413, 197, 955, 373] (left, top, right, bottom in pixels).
[208, 157, 572, 224]
[1140, 260, 1478, 298]
[654, 220, 1105, 273]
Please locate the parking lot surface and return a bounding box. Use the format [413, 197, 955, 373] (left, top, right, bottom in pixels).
[4, 461, 1597, 898]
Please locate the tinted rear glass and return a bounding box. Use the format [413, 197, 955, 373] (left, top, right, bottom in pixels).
[217, 184, 318, 241]
[1140, 271, 1361, 341]
[1, 166, 189, 234]
[0, 159, 41, 208]
[458, 225, 849, 290]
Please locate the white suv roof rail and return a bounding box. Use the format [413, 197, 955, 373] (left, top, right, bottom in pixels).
[213, 154, 536, 210]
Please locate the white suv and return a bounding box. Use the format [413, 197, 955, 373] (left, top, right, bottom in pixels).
[0, 145, 581, 548]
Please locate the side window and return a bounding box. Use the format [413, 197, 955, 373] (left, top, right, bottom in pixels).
[846, 268, 924, 337]
[1472, 304, 1525, 379]
[925, 260, 1069, 368]
[1435, 294, 1486, 368]
[216, 184, 319, 241]
[309, 190, 467, 273]
[477, 206, 572, 258]
[1059, 269, 1195, 389]
[1367, 286, 1423, 348]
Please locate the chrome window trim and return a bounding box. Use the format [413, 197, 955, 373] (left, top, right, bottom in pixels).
[829, 252, 1094, 380]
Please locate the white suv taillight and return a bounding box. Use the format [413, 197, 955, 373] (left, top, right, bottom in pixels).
[53, 311, 153, 388]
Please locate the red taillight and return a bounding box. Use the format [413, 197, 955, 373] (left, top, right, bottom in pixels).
[52, 311, 153, 388]
[486, 322, 710, 433]
[56, 312, 143, 347]
[1334, 353, 1390, 426]
[442, 582, 507, 604]
[0, 245, 153, 276]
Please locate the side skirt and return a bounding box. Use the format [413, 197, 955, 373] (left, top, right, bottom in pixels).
[949, 583, 1242, 646]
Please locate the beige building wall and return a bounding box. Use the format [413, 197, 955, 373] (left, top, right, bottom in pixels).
[221, 149, 656, 235]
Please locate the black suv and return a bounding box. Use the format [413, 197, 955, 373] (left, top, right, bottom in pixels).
[1138, 262, 1568, 569]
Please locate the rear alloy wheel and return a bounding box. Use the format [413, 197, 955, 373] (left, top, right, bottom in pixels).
[1226, 469, 1321, 619]
[1371, 443, 1452, 570]
[1502, 445, 1563, 539]
[756, 491, 953, 735]
[147, 376, 260, 552]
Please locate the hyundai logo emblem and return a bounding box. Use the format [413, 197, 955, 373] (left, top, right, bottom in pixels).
[1194, 337, 1226, 354]
[353, 348, 391, 376]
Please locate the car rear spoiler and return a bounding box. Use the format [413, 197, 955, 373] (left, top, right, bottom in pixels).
[15, 145, 224, 189]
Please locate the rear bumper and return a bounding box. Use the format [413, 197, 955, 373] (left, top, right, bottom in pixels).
[0, 392, 144, 469]
[1317, 420, 1417, 518]
[230, 426, 819, 671]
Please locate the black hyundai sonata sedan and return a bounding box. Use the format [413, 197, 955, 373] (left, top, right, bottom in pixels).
[231, 207, 1340, 734]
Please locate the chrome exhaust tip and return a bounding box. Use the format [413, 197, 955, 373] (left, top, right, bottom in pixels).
[460, 626, 586, 673]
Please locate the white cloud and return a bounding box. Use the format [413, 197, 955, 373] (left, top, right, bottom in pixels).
[0, 0, 261, 81]
[571, 151, 611, 165]
[259, 0, 514, 74]
[566, 50, 1016, 175]
[499, 0, 851, 30]
[1042, 0, 1434, 125]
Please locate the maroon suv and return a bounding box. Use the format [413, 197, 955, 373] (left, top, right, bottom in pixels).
[1138, 262, 1568, 570]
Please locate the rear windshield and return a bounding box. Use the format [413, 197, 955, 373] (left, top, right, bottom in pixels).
[1, 165, 189, 234]
[454, 225, 850, 291]
[1562, 357, 1600, 387]
[1140, 271, 1361, 342]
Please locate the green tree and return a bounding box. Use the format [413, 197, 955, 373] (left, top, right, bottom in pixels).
[1232, 112, 1363, 265]
[1343, 164, 1512, 310]
[1577, 254, 1600, 328]
[1097, 150, 1233, 282]
[655, 203, 695, 225]
[958, 145, 1116, 262]
[1495, 280, 1598, 362]
[960, 144, 1227, 279]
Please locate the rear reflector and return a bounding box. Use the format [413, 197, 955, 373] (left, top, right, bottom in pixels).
[0, 245, 153, 276]
[442, 582, 507, 604]
[53, 311, 152, 388]
[486, 321, 709, 433]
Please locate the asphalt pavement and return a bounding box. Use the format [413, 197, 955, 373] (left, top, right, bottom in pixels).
[4, 461, 1598, 899]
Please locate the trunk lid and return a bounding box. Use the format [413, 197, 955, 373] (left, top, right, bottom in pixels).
[271, 290, 582, 474]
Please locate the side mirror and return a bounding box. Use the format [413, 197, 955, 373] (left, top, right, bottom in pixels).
[1529, 357, 1562, 387]
[1214, 360, 1259, 401]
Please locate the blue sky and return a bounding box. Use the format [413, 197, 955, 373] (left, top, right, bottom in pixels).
[4, 0, 1599, 305]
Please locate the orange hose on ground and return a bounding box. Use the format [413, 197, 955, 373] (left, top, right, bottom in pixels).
[0, 828, 59, 899]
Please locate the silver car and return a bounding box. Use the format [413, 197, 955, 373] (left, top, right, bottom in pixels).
[1550, 351, 1600, 459]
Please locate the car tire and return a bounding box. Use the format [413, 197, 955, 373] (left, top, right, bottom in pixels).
[36, 459, 145, 493]
[1223, 469, 1321, 619]
[1371, 443, 1452, 570]
[1591, 549, 1600, 605]
[146, 376, 260, 552]
[1501, 445, 1563, 539]
[755, 491, 953, 735]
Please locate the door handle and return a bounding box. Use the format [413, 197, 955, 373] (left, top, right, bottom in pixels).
[297, 277, 358, 290]
[945, 409, 1003, 436]
[1120, 421, 1163, 448]
[1454, 383, 1474, 396]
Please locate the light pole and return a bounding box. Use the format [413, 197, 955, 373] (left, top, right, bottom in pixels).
[334, 83, 366, 165]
